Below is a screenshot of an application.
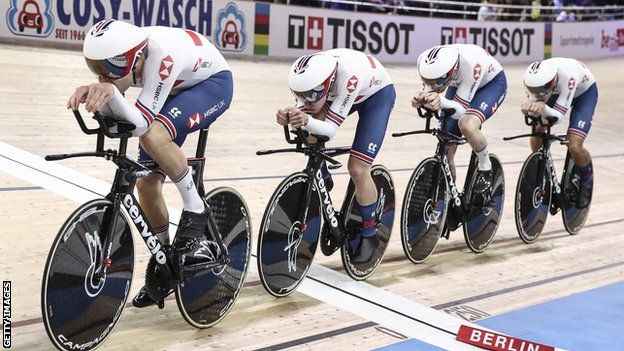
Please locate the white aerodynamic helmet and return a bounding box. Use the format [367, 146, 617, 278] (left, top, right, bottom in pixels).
[83, 19, 148, 79]
[523, 60, 558, 98]
[417, 46, 459, 90]
[288, 54, 338, 102]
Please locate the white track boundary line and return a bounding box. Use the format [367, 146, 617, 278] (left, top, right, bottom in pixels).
[0, 140, 567, 351]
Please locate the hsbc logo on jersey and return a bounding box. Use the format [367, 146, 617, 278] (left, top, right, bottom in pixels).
[568, 77, 576, 90]
[473, 64, 481, 80]
[189, 100, 227, 128]
[347, 75, 359, 93]
[159, 55, 174, 81]
[187, 113, 203, 128]
[440, 26, 535, 57]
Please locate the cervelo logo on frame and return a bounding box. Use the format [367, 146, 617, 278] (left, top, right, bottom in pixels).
[440, 26, 535, 57]
[214, 2, 247, 52]
[6, 0, 54, 38]
[287, 14, 414, 55]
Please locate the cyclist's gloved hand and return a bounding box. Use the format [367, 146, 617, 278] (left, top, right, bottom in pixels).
[411, 92, 427, 109]
[521, 100, 532, 116]
[276, 107, 291, 126]
[288, 108, 309, 129]
[527, 101, 545, 119]
[424, 92, 441, 111]
[67, 85, 90, 111]
[84, 83, 115, 113]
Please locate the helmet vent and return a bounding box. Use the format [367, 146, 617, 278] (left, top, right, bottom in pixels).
[294, 54, 315, 74]
[424, 47, 442, 64]
[91, 19, 115, 38]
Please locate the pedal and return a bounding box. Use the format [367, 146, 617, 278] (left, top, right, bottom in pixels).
[319, 223, 342, 256]
[156, 300, 165, 309]
[441, 226, 450, 240]
[445, 207, 461, 233]
[145, 247, 176, 303]
[550, 192, 561, 215]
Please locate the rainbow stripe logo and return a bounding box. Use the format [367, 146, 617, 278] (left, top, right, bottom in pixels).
[254, 3, 270, 55]
[544, 23, 552, 59]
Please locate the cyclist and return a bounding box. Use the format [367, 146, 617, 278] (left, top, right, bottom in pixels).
[522, 59, 597, 208]
[276, 49, 395, 264]
[67, 20, 233, 307]
[411, 45, 507, 203]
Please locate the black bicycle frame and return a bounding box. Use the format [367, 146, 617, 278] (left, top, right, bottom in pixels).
[46, 111, 222, 283]
[257, 126, 351, 243]
[394, 108, 467, 210]
[503, 115, 568, 198]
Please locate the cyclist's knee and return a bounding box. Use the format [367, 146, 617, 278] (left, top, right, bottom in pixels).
[348, 158, 372, 184]
[459, 114, 480, 134]
[567, 140, 584, 155]
[139, 123, 172, 151]
[568, 134, 585, 154]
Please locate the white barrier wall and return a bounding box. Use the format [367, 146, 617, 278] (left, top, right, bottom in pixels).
[1, 0, 622, 63]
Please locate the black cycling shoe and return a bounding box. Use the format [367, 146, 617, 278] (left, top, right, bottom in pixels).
[174, 203, 225, 271]
[577, 180, 593, 209]
[132, 285, 173, 308]
[471, 169, 492, 206]
[175, 205, 209, 258]
[351, 234, 379, 265]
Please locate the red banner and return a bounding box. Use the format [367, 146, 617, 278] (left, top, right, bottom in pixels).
[456, 325, 555, 351]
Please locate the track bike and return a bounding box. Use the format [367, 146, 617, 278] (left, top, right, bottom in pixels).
[393, 108, 505, 264]
[41, 111, 252, 351]
[256, 126, 395, 297]
[504, 115, 591, 243]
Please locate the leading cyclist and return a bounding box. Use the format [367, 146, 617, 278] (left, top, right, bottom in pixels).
[67, 20, 233, 307]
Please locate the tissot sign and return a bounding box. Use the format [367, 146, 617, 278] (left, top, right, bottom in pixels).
[441, 26, 535, 57]
[270, 4, 420, 63]
[287, 15, 415, 55]
[438, 20, 543, 62]
[269, 4, 543, 63]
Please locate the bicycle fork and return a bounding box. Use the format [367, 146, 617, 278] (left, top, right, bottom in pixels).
[538, 148, 562, 214]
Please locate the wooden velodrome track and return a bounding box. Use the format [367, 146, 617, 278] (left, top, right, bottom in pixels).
[0, 44, 622, 350]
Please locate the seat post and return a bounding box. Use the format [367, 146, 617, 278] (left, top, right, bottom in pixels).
[195, 128, 210, 158]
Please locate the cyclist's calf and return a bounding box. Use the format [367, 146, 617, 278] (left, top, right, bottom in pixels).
[446, 145, 458, 180]
[137, 174, 170, 243]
